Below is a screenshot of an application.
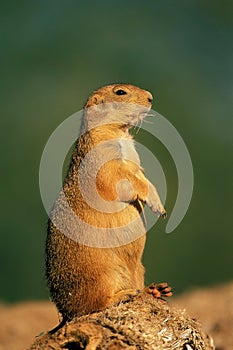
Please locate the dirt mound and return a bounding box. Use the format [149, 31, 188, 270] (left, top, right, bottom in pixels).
[0, 282, 232, 349]
[29, 293, 214, 350]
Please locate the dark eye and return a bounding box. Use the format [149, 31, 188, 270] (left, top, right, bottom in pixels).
[115, 89, 127, 95]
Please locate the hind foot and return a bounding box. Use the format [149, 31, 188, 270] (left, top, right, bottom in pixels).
[144, 282, 173, 299]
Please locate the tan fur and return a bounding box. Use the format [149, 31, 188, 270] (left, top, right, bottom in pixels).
[46, 83, 166, 321]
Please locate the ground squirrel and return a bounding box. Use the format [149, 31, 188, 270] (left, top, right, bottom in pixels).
[46, 83, 172, 322]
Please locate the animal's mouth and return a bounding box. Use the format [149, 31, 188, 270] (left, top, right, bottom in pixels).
[137, 106, 151, 120]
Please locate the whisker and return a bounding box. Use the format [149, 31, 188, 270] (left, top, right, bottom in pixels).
[136, 118, 143, 134]
[133, 117, 140, 131]
[142, 119, 153, 125]
[132, 112, 154, 134]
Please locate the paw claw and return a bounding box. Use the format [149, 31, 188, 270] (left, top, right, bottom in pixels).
[161, 210, 167, 219]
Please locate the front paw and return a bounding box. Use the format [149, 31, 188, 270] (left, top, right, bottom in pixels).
[151, 203, 167, 219]
[159, 206, 167, 219]
[148, 201, 166, 219]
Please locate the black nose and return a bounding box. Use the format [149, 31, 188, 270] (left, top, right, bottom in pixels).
[148, 97, 152, 103]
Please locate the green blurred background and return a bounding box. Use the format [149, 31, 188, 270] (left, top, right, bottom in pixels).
[0, 1, 232, 302]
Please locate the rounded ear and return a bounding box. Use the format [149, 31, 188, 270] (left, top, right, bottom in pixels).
[85, 94, 102, 108]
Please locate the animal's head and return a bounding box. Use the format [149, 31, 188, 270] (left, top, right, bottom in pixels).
[84, 83, 153, 130]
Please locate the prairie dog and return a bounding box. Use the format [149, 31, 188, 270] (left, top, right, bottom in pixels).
[46, 83, 172, 322]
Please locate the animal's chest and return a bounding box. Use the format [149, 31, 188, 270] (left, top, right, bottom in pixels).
[118, 138, 140, 165]
[91, 137, 140, 167]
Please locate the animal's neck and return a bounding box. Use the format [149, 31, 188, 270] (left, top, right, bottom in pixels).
[89, 124, 131, 145]
[67, 121, 134, 181]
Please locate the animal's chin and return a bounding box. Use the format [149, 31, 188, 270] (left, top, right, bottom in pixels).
[130, 111, 149, 125]
[120, 107, 151, 131]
